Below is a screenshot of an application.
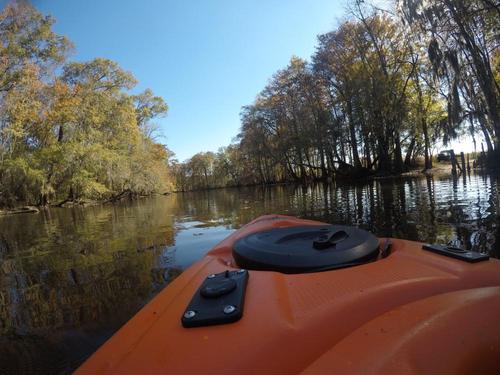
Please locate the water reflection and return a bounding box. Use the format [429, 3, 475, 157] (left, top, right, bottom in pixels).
[0, 173, 499, 374]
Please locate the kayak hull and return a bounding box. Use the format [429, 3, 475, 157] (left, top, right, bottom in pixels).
[76, 215, 500, 374]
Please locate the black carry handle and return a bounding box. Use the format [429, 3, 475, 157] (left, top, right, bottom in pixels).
[422, 244, 489, 263]
[313, 230, 348, 250]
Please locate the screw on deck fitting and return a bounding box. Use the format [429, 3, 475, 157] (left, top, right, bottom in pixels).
[184, 310, 196, 319]
[223, 305, 236, 314]
[207, 274, 216, 279]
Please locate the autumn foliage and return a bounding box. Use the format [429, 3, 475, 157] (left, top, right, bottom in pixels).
[0, 3, 171, 207]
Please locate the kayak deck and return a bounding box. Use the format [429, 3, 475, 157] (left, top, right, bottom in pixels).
[76, 215, 500, 374]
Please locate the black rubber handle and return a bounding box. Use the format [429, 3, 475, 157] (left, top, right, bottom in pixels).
[313, 230, 348, 250]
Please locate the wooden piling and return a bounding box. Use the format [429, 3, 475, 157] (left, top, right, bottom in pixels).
[481, 143, 486, 169]
[450, 150, 458, 176]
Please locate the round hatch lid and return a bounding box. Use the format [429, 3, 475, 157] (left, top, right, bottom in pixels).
[233, 225, 379, 274]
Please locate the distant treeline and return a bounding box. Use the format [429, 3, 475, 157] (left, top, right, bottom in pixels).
[173, 0, 499, 191]
[0, 3, 171, 208]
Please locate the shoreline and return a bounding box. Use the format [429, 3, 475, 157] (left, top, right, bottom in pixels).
[175, 163, 470, 193]
[2, 164, 495, 216]
[0, 206, 40, 216]
[0, 192, 171, 217]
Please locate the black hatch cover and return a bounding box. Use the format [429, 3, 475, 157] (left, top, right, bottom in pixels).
[233, 225, 379, 274]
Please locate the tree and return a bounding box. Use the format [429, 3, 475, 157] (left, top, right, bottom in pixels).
[398, 0, 500, 154]
[168, 1, 498, 192]
[0, 4, 172, 207]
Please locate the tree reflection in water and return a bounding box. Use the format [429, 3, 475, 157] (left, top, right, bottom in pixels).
[0, 172, 498, 374]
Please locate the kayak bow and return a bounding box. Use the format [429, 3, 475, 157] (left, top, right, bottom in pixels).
[76, 215, 500, 374]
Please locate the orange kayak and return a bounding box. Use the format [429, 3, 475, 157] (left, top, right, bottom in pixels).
[76, 215, 500, 374]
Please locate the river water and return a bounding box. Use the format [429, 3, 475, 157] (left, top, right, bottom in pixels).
[0, 172, 499, 374]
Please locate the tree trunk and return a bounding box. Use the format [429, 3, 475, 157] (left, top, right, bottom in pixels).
[477, 111, 494, 153]
[422, 117, 432, 170]
[377, 138, 391, 172]
[346, 100, 362, 169]
[393, 130, 404, 173]
[404, 137, 416, 167]
[58, 125, 64, 142]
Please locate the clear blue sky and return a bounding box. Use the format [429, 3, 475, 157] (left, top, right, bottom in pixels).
[28, 0, 348, 161]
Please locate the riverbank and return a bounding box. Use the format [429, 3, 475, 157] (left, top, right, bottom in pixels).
[0, 199, 109, 217]
[0, 191, 172, 217]
[0, 163, 483, 214]
[373, 163, 454, 180]
[174, 162, 467, 193]
[0, 206, 39, 216]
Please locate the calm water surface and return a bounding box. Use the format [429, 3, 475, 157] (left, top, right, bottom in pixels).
[0, 173, 499, 374]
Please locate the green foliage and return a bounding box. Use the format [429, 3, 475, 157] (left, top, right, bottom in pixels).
[0, 157, 45, 206]
[0, 4, 171, 208]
